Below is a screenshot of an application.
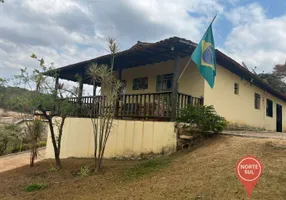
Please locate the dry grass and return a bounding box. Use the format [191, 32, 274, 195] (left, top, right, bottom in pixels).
[0, 109, 23, 118]
[0, 108, 28, 124]
[0, 135, 286, 200]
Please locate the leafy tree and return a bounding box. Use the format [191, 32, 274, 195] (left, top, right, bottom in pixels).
[87, 38, 122, 172]
[255, 61, 286, 95]
[257, 73, 286, 94]
[6, 56, 77, 169]
[273, 61, 286, 79]
[0, 78, 6, 86]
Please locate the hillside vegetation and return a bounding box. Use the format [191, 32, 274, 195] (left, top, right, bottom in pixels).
[0, 86, 52, 114]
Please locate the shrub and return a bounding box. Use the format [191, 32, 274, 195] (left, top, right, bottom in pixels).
[24, 183, 48, 192]
[39, 141, 46, 147]
[177, 105, 228, 135]
[0, 123, 22, 155]
[27, 119, 46, 167]
[78, 165, 92, 177]
[49, 166, 60, 172]
[48, 163, 60, 172]
[10, 145, 20, 153]
[21, 144, 30, 151]
[10, 143, 30, 153]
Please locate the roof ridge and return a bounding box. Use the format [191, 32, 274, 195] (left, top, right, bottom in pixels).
[45, 36, 286, 101]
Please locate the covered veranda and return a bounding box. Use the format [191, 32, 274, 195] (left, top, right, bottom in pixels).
[45, 37, 208, 121]
[45, 36, 281, 121]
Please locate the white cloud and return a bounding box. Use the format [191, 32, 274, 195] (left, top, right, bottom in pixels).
[0, 0, 224, 83]
[223, 3, 286, 73]
[3, 0, 286, 89]
[225, 3, 265, 25]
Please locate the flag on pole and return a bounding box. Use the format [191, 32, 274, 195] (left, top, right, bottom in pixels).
[191, 21, 216, 88]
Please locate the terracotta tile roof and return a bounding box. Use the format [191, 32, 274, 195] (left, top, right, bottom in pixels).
[45, 36, 286, 101]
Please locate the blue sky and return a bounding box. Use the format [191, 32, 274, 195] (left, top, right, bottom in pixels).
[247, 0, 286, 17]
[214, 0, 286, 47]
[1, 0, 286, 84]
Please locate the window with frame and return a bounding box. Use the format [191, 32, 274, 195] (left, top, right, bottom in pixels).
[132, 77, 148, 90]
[234, 83, 239, 95]
[254, 93, 261, 109]
[156, 74, 173, 92]
[266, 99, 273, 117]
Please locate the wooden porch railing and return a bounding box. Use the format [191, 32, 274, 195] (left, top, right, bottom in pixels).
[59, 92, 203, 120]
[117, 92, 172, 120]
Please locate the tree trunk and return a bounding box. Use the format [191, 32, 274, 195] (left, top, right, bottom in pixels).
[46, 115, 62, 168]
[55, 150, 61, 168]
[30, 149, 35, 167]
[57, 116, 66, 158]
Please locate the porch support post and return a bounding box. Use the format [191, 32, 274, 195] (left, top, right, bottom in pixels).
[54, 76, 59, 99]
[117, 68, 122, 81]
[171, 54, 180, 121]
[93, 85, 97, 96]
[77, 80, 83, 100]
[53, 76, 59, 114]
[77, 76, 84, 116]
[115, 68, 122, 118]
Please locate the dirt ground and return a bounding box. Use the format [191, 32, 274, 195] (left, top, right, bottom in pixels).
[1, 135, 286, 200]
[0, 148, 45, 173]
[0, 109, 25, 123]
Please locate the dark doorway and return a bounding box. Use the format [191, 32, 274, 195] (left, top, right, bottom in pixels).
[276, 104, 282, 132]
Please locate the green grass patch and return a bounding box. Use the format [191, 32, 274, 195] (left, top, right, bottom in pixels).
[49, 166, 60, 172]
[77, 165, 92, 177]
[24, 183, 48, 192]
[123, 157, 171, 180]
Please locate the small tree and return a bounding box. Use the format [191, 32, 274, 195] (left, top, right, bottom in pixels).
[87, 38, 122, 172]
[8, 56, 76, 169]
[27, 119, 46, 167]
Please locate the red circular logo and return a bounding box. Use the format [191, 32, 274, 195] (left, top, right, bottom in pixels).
[237, 157, 262, 181]
[236, 156, 263, 197]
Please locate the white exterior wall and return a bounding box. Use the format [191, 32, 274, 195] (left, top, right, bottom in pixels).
[46, 118, 177, 158]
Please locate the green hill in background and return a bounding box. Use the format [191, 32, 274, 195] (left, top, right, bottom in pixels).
[0, 86, 52, 113]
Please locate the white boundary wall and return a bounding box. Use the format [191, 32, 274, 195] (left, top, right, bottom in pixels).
[46, 118, 177, 158]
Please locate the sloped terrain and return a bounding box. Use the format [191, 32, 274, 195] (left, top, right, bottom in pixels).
[0, 135, 286, 200]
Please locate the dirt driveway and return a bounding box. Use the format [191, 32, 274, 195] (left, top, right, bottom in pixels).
[222, 130, 286, 139]
[0, 148, 45, 173]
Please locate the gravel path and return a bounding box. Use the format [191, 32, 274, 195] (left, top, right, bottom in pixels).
[0, 148, 45, 173]
[222, 131, 286, 139]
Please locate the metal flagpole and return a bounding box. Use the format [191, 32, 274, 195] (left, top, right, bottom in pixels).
[177, 14, 217, 83]
[178, 56, 192, 81]
[210, 14, 217, 24]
